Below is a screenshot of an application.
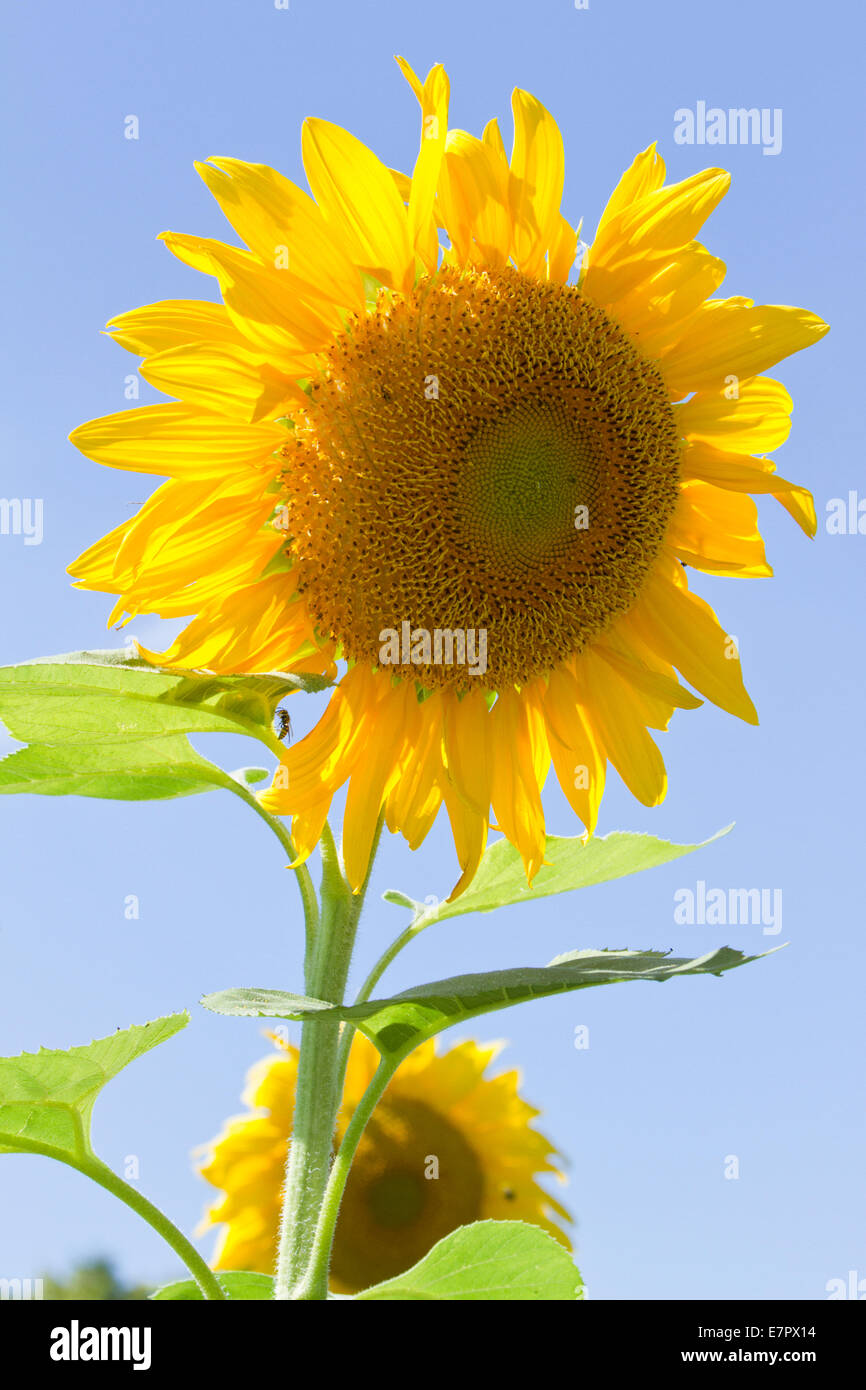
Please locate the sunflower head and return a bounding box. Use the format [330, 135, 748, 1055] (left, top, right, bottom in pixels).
[287, 263, 683, 693]
[196, 1032, 571, 1295]
[69, 58, 828, 893]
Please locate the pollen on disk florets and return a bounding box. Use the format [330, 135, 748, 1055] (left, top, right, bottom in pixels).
[280, 265, 682, 692]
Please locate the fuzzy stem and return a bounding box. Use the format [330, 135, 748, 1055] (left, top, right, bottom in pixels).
[273, 816, 383, 1299]
[301, 1058, 396, 1300]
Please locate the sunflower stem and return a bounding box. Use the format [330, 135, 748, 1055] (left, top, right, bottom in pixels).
[273, 817, 382, 1300]
[42, 1150, 227, 1301]
[299, 1058, 396, 1300]
[332, 921, 415, 1099]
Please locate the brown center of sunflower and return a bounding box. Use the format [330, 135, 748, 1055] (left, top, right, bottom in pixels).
[329, 1096, 484, 1293]
[282, 265, 681, 692]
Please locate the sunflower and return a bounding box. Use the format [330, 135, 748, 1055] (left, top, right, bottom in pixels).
[69, 58, 828, 893]
[196, 1032, 570, 1294]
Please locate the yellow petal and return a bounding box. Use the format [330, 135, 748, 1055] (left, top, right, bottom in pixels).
[593, 638, 703, 712]
[395, 57, 450, 268]
[489, 688, 548, 881]
[196, 157, 363, 312]
[676, 375, 793, 453]
[385, 698, 444, 848]
[109, 474, 278, 591]
[441, 780, 489, 900]
[578, 651, 668, 807]
[547, 215, 580, 283]
[628, 556, 759, 723]
[302, 117, 414, 291]
[438, 130, 511, 269]
[106, 299, 242, 356]
[508, 89, 565, 277]
[68, 403, 287, 479]
[681, 439, 816, 536]
[442, 688, 494, 819]
[543, 666, 605, 834]
[262, 664, 382, 813]
[666, 480, 773, 576]
[610, 242, 727, 353]
[140, 341, 302, 423]
[344, 682, 421, 890]
[137, 573, 309, 674]
[159, 231, 339, 361]
[661, 299, 829, 397]
[114, 532, 282, 618]
[589, 167, 730, 271]
[482, 117, 507, 163]
[594, 143, 666, 236]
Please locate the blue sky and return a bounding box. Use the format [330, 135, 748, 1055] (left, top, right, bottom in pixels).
[1, 0, 863, 1300]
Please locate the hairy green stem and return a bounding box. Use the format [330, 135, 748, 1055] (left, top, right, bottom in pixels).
[273, 815, 385, 1300]
[301, 1058, 396, 1299]
[273, 823, 351, 1299]
[332, 921, 415, 1104]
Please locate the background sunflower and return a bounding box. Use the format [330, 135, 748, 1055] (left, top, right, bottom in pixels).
[197, 1033, 570, 1294]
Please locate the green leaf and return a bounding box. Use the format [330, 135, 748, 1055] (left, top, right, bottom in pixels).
[384, 827, 732, 930]
[201, 944, 772, 1064]
[0, 649, 330, 803]
[355, 1221, 583, 1301]
[0, 735, 240, 800]
[151, 1271, 274, 1301]
[0, 1014, 188, 1161]
[0, 649, 329, 746]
